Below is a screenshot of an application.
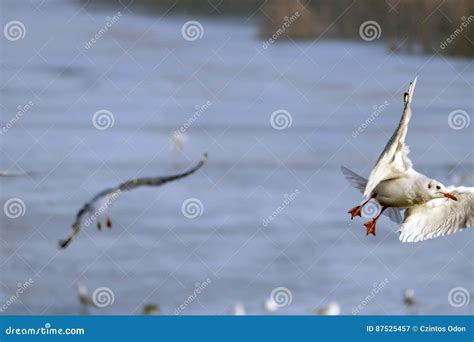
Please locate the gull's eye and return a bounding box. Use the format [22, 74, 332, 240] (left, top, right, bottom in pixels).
[436, 185, 441, 190]
[428, 184, 431, 189]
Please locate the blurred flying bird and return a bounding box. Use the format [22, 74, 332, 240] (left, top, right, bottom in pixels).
[59, 153, 207, 248]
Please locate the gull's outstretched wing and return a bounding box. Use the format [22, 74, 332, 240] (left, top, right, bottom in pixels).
[59, 153, 208, 249]
[341, 166, 403, 223]
[398, 186, 474, 243]
[364, 77, 417, 197]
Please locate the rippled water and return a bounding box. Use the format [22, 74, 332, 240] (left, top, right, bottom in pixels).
[1, 0, 473, 315]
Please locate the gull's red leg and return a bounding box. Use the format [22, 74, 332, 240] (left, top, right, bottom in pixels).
[348, 206, 362, 219]
[348, 195, 376, 220]
[363, 206, 387, 236]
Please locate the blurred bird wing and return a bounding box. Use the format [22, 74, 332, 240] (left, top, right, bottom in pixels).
[364, 77, 417, 197]
[398, 186, 474, 242]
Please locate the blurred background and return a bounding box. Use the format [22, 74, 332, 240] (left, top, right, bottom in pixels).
[0, 0, 472, 315]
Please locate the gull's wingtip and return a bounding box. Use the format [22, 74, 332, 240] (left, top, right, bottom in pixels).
[410, 75, 418, 91]
[404, 76, 418, 104]
[58, 238, 70, 249]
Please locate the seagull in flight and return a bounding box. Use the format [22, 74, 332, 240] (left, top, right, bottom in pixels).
[342, 77, 458, 236]
[59, 153, 207, 248]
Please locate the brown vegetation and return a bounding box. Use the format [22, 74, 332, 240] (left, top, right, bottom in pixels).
[90, 0, 473, 56]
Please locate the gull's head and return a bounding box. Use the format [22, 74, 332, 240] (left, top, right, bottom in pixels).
[425, 179, 457, 201]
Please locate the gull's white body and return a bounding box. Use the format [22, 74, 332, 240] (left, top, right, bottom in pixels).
[373, 169, 435, 208]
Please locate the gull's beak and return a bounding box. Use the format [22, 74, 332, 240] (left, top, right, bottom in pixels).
[439, 192, 458, 201]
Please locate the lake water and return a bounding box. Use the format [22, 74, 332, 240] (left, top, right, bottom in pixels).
[1, 0, 473, 315]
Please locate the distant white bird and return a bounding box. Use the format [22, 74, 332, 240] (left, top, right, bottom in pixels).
[77, 283, 93, 306]
[0, 171, 28, 177]
[263, 297, 279, 313]
[59, 153, 207, 248]
[342, 77, 457, 236]
[228, 303, 246, 315]
[403, 288, 416, 306]
[314, 301, 341, 315]
[76, 283, 95, 314]
[399, 186, 473, 242]
[171, 131, 188, 153]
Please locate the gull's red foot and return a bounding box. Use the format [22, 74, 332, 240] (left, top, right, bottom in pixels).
[106, 217, 112, 228]
[364, 220, 377, 236]
[348, 206, 362, 220]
